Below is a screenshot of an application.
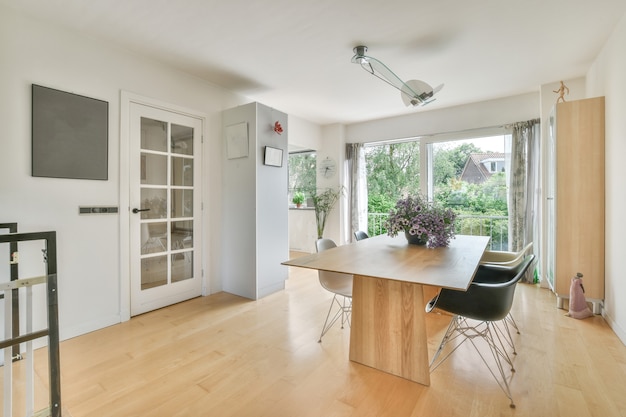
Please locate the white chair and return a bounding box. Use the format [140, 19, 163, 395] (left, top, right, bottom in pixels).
[480, 242, 534, 267]
[315, 238, 353, 343]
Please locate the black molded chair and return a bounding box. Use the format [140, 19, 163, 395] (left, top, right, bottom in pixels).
[354, 230, 369, 241]
[315, 238, 353, 342]
[478, 242, 534, 353]
[426, 254, 535, 408]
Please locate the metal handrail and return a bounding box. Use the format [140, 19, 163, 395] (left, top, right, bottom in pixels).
[0, 231, 61, 417]
[367, 213, 509, 251]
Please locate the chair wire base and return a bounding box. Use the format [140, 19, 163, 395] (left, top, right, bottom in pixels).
[430, 315, 517, 408]
[497, 313, 520, 355]
[318, 294, 351, 343]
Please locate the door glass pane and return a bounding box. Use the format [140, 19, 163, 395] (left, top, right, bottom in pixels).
[171, 220, 193, 250]
[171, 189, 193, 218]
[141, 255, 168, 289]
[141, 117, 167, 152]
[141, 222, 168, 255]
[140, 188, 167, 219]
[172, 157, 193, 186]
[141, 153, 168, 185]
[172, 252, 193, 283]
[171, 124, 193, 156]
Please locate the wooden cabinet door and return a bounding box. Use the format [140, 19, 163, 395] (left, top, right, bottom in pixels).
[554, 97, 605, 301]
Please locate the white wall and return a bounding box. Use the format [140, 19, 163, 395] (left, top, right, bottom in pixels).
[586, 13, 626, 344]
[0, 7, 246, 340]
[345, 92, 540, 143]
[220, 104, 258, 299]
[221, 102, 289, 299]
[288, 209, 317, 253]
[318, 124, 349, 245]
[287, 116, 321, 151]
[539, 78, 586, 128]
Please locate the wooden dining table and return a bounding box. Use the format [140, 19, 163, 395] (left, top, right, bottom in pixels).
[282, 234, 491, 386]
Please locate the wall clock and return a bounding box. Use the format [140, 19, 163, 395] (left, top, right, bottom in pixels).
[319, 157, 337, 178]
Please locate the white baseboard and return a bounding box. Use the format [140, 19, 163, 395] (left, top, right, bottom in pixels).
[60, 314, 122, 342]
[603, 310, 626, 346]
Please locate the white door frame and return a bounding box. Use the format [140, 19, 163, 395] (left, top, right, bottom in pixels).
[119, 91, 207, 322]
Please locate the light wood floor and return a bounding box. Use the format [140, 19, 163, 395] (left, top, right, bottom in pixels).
[4, 257, 626, 417]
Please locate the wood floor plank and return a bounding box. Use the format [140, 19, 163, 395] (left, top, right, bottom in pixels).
[3, 264, 626, 417]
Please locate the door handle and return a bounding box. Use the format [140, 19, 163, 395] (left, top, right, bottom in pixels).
[132, 208, 150, 214]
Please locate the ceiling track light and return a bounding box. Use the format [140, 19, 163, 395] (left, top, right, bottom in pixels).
[351, 45, 443, 107]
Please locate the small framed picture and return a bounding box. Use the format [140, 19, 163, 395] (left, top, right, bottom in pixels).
[264, 146, 283, 167]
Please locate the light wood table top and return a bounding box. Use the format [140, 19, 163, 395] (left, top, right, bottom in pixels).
[283, 234, 491, 290]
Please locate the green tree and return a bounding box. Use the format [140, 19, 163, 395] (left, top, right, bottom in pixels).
[433, 143, 481, 186]
[367, 194, 396, 214]
[434, 172, 507, 215]
[365, 141, 420, 203]
[365, 139, 508, 220]
[288, 152, 316, 196]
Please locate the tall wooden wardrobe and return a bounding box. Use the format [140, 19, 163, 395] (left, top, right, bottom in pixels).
[546, 96, 605, 313]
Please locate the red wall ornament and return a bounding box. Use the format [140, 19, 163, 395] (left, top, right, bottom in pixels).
[273, 121, 283, 135]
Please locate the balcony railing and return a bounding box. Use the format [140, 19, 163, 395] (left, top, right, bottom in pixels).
[367, 213, 509, 251]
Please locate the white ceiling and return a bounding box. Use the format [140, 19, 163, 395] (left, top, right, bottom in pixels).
[3, 0, 625, 125]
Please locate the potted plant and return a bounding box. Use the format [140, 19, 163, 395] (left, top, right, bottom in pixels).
[309, 187, 343, 238]
[384, 193, 457, 247]
[292, 191, 305, 208]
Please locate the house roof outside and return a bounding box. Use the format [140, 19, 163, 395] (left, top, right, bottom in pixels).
[460, 152, 505, 184]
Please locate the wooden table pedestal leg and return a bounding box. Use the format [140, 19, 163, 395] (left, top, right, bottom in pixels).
[349, 275, 430, 385]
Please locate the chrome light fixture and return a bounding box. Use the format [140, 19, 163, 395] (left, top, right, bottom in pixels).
[351, 45, 443, 107]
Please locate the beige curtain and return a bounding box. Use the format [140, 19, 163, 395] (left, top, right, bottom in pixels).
[509, 119, 540, 282]
[346, 143, 368, 240]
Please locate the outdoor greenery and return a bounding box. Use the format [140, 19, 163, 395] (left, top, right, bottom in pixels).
[365, 139, 509, 241]
[366, 141, 421, 209]
[286, 138, 509, 247]
[288, 151, 316, 196]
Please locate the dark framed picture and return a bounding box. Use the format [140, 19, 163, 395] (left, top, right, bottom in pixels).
[32, 84, 109, 180]
[264, 146, 283, 167]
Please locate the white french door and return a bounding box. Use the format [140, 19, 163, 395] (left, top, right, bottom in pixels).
[129, 102, 202, 316]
